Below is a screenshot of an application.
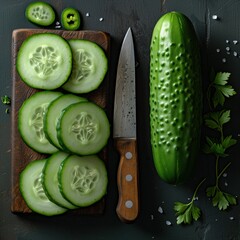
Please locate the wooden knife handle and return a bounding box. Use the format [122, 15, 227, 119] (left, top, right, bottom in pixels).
[115, 138, 139, 222]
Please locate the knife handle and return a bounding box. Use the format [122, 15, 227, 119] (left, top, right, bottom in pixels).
[115, 138, 139, 222]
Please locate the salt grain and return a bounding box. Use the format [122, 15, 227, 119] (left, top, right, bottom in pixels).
[86, 12, 90, 17]
[233, 40, 238, 45]
[212, 15, 218, 20]
[222, 58, 226, 63]
[99, 17, 104, 22]
[226, 40, 230, 44]
[166, 220, 172, 226]
[216, 48, 220, 53]
[233, 51, 238, 57]
[223, 173, 228, 177]
[226, 46, 230, 51]
[158, 206, 164, 214]
[230, 216, 234, 220]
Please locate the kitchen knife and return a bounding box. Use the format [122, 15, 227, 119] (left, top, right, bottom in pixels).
[113, 28, 139, 222]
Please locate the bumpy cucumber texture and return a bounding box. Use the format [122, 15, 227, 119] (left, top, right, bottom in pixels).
[149, 12, 202, 184]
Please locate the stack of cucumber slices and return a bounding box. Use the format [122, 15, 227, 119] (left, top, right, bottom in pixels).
[16, 32, 110, 216]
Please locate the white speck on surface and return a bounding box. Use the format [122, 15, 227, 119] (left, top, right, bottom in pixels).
[216, 48, 220, 53]
[224, 182, 228, 187]
[99, 17, 104, 22]
[226, 40, 230, 44]
[233, 51, 238, 57]
[86, 12, 90, 17]
[158, 206, 163, 214]
[56, 21, 60, 25]
[212, 15, 218, 20]
[194, 196, 199, 201]
[230, 216, 234, 220]
[215, 218, 218, 221]
[166, 220, 172, 226]
[223, 173, 228, 177]
[233, 40, 238, 45]
[222, 58, 227, 63]
[226, 46, 230, 51]
[150, 214, 154, 220]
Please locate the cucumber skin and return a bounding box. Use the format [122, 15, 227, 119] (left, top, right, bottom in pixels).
[149, 12, 202, 184]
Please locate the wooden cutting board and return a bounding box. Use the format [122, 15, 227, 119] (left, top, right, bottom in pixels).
[11, 29, 110, 215]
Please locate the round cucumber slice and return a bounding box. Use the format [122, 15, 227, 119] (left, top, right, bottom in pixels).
[18, 91, 63, 154]
[42, 151, 78, 209]
[44, 94, 87, 149]
[17, 33, 72, 90]
[25, 1, 56, 27]
[62, 39, 108, 94]
[57, 102, 110, 155]
[19, 158, 67, 216]
[59, 155, 108, 207]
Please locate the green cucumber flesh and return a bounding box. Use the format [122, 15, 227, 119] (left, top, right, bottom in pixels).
[18, 91, 63, 154]
[58, 155, 108, 207]
[57, 102, 110, 155]
[44, 94, 87, 149]
[19, 158, 67, 216]
[42, 151, 78, 209]
[25, 1, 56, 27]
[62, 39, 108, 94]
[17, 33, 72, 90]
[61, 7, 81, 30]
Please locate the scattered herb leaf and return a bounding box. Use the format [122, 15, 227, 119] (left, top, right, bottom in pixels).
[174, 178, 206, 225]
[1, 95, 11, 105]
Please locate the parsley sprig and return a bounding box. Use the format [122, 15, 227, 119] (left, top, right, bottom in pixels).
[174, 178, 206, 224]
[174, 72, 237, 225]
[205, 72, 237, 211]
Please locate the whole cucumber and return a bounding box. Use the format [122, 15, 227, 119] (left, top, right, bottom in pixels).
[149, 12, 202, 184]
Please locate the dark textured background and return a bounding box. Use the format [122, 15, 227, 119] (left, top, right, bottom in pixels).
[1, 0, 240, 239]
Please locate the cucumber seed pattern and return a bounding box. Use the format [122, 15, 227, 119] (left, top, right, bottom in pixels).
[30, 6, 51, 21]
[29, 46, 60, 78]
[33, 173, 49, 201]
[70, 49, 93, 83]
[71, 112, 98, 144]
[30, 104, 48, 143]
[71, 165, 99, 194]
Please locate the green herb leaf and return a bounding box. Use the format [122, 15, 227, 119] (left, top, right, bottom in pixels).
[1, 95, 11, 105]
[204, 110, 230, 131]
[206, 186, 237, 211]
[211, 72, 236, 107]
[174, 202, 201, 225]
[214, 72, 231, 85]
[204, 137, 229, 157]
[222, 135, 237, 150]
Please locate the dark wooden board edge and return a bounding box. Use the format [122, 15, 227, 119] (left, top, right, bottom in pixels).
[11, 29, 111, 215]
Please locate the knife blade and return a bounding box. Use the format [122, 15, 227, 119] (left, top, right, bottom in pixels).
[113, 28, 139, 222]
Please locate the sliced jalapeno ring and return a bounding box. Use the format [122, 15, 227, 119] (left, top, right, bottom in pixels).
[61, 7, 81, 30]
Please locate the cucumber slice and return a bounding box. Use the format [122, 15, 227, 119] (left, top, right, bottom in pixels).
[18, 91, 63, 154]
[42, 151, 78, 209]
[16, 33, 72, 90]
[62, 39, 108, 94]
[25, 1, 56, 27]
[44, 94, 87, 149]
[57, 102, 110, 155]
[19, 158, 67, 216]
[61, 7, 81, 30]
[59, 155, 108, 207]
